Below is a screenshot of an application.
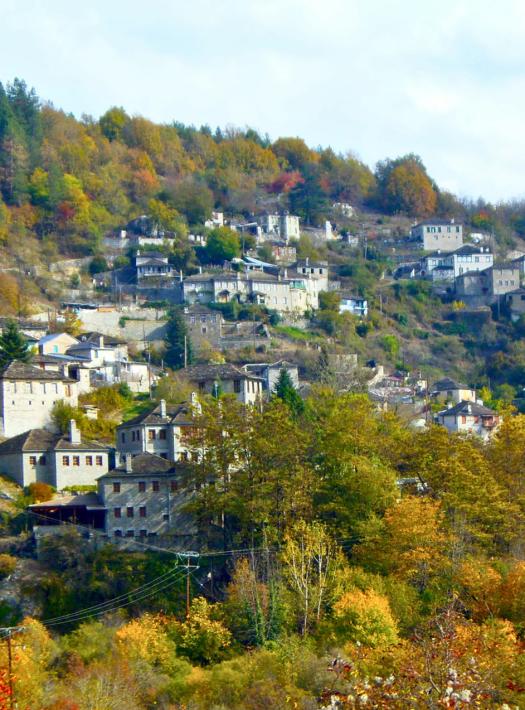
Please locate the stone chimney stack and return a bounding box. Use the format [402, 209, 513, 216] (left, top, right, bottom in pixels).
[160, 399, 167, 418]
[125, 453, 133, 473]
[69, 419, 81, 445]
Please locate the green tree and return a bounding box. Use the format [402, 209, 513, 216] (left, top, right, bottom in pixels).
[164, 307, 193, 369]
[0, 319, 31, 366]
[273, 368, 304, 417]
[99, 106, 129, 142]
[203, 226, 241, 263]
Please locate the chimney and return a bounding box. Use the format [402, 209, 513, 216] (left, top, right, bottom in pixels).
[125, 453, 133, 473]
[159, 399, 167, 418]
[284, 268, 288, 279]
[69, 419, 81, 445]
[306, 256, 309, 266]
[99, 335, 104, 348]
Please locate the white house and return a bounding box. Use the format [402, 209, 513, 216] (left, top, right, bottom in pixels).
[435, 400, 500, 440]
[0, 419, 110, 488]
[0, 361, 79, 438]
[431, 378, 476, 403]
[411, 219, 463, 252]
[38, 332, 79, 355]
[339, 295, 368, 317]
[420, 246, 493, 281]
[183, 364, 264, 405]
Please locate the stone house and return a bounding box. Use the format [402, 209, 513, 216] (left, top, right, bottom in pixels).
[455, 265, 520, 305]
[435, 400, 500, 440]
[491, 264, 521, 297]
[0, 361, 79, 438]
[339, 295, 368, 317]
[183, 305, 223, 349]
[420, 245, 493, 281]
[134, 252, 176, 281]
[256, 214, 300, 242]
[0, 420, 110, 488]
[98, 453, 195, 542]
[411, 219, 463, 252]
[244, 360, 299, 394]
[431, 378, 476, 403]
[183, 364, 264, 405]
[116, 399, 193, 465]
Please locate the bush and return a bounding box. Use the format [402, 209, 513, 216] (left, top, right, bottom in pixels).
[26, 482, 54, 503]
[0, 554, 17, 580]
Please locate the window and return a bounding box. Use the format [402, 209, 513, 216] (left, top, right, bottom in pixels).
[152, 481, 160, 492]
[139, 529, 147, 537]
[73, 456, 80, 467]
[125, 530, 135, 538]
[96, 456, 103, 466]
[234, 379, 241, 393]
[114, 507, 121, 518]
[113, 482, 121, 493]
[86, 456, 93, 466]
[62, 456, 70, 466]
[148, 429, 156, 440]
[40, 455, 46, 465]
[121, 432, 126, 443]
[29, 456, 37, 466]
[139, 506, 146, 518]
[198, 381, 205, 391]
[170, 480, 178, 492]
[127, 506, 134, 518]
[136, 430, 141, 441]
[114, 530, 122, 537]
[163, 513, 169, 521]
[159, 430, 166, 440]
[138, 481, 146, 492]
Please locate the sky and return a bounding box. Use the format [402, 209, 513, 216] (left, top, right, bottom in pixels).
[1, 0, 524, 202]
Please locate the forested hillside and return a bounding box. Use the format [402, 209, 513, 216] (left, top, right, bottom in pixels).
[0, 77, 524, 266]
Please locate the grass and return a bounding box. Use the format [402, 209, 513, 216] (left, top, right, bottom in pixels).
[273, 325, 322, 342]
[121, 393, 155, 422]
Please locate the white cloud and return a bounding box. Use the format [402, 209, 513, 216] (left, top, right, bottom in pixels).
[1, 0, 525, 200]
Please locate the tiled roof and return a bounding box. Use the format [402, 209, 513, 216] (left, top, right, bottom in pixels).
[0, 361, 76, 382]
[0, 429, 109, 455]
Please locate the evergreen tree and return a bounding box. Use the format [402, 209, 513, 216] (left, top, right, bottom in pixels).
[164, 307, 193, 369]
[0, 319, 32, 367]
[273, 369, 304, 416]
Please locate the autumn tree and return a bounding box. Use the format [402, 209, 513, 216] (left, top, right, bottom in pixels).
[375, 153, 437, 217]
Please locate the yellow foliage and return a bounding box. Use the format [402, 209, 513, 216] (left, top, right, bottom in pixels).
[115, 613, 176, 670]
[334, 588, 399, 647]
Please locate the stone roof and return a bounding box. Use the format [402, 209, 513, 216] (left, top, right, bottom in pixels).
[119, 402, 193, 428]
[38, 333, 78, 345]
[438, 400, 497, 417]
[100, 452, 180, 478]
[28, 492, 105, 509]
[0, 361, 76, 382]
[432, 377, 471, 392]
[183, 363, 263, 382]
[0, 429, 109, 455]
[79, 332, 127, 346]
[413, 219, 461, 228]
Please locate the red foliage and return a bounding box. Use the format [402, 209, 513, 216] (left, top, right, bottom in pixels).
[266, 171, 303, 194]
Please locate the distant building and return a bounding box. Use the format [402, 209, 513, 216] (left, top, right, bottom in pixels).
[455, 264, 520, 305]
[420, 245, 493, 281]
[0, 420, 109, 488]
[332, 202, 354, 218]
[243, 360, 299, 394]
[134, 252, 176, 282]
[183, 364, 264, 405]
[339, 295, 368, 317]
[431, 378, 476, 403]
[204, 211, 224, 229]
[38, 332, 79, 355]
[257, 213, 300, 242]
[504, 288, 525, 322]
[435, 400, 500, 440]
[0, 361, 78, 438]
[270, 242, 297, 265]
[411, 219, 463, 252]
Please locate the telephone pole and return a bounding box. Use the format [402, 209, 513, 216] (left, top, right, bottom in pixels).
[1, 626, 25, 710]
[177, 552, 200, 619]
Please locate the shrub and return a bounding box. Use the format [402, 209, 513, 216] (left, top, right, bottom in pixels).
[0, 554, 17, 580]
[27, 482, 54, 503]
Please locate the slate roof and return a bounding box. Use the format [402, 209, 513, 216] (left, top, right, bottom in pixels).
[0, 429, 109, 455]
[38, 333, 78, 345]
[100, 452, 179, 478]
[183, 363, 263, 382]
[119, 402, 193, 428]
[413, 219, 461, 228]
[79, 332, 127, 346]
[432, 377, 471, 392]
[0, 361, 76, 382]
[28, 492, 105, 509]
[438, 400, 497, 417]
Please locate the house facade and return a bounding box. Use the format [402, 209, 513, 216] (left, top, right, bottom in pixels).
[38, 332, 79, 355]
[0, 361, 79, 438]
[183, 364, 264, 405]
[116, 399, 193, 464]
[0, 420, 110, 488]
[420, 246, 493, 281]
[98, 453, 195, 542]
[431, 378, 476, 403]
[411, 220, 463, 252]
[244, 360, 300, 394]
[339, 296, 369, 317]
[135, 252, 176, 281]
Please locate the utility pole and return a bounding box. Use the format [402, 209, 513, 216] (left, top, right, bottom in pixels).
[1, 626, 25, 710]
[177, 552, 200, 619]
[184, 336, 188, 369]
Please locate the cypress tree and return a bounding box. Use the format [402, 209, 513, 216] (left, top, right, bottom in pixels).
[164, 307, 193, 369]
[273, 368, 304, 417]
[0, 319, 32, 367]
